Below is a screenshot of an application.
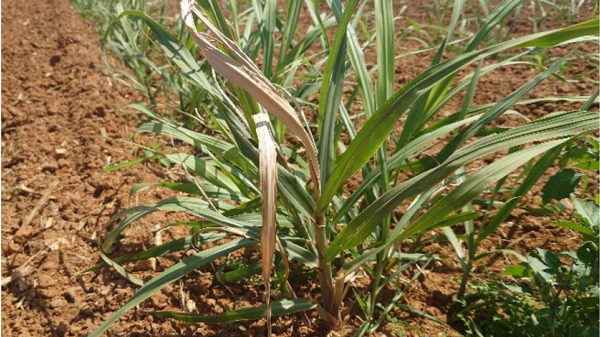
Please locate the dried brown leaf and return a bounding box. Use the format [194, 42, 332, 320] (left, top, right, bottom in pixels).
[253, 113, 278, 336]
[180, 0, 321, 200]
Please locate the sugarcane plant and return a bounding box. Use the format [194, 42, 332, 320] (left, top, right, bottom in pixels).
[85, 0, 599, 335]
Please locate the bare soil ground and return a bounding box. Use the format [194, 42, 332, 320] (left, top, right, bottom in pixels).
[1, 0, 597, 336]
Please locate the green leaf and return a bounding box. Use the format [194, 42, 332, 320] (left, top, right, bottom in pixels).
[574, 198, 600, 227]
[99, 250, 144, 287]
[339, 245, 387, 281]
[479, 144, 564, 241]
[552, 221, 595, 236]
[110, 11, 217, 97]
[375, 0, 395, 105]
[538, 249, 562, 270]
[81, 233, 226, 274]
[332, 114, 481, 224]
[102, 197, 242, 252]
[316, 19, 599, 212]
[129, 182, 248, 202]
[474, 249, 527, 263]
[574, 160, 599, 171]
[504, 283, 533, 294]
[502, 264, 530, 277]
[165, 153, 250, 194]
[433, 212, 482, 230]
[100, 197, 317, 268]
[89, 239, 255, 337]
[581, 88, 599, 111]
[576, 241, 598, 265]
[275, 0, 302, 75]
[318, 0, 358, 188]
[542, 169, 583, 204]
[465, 0, 525, 51]
[260, 0, 275, 78]
[343, 4, 375, 119]
[436, 50, 573, 162]
[398, 140, 566, 242]
[396, 304, 450, 328]
[394, 0, 466, 151]
[136, 119, 258, 178]
[144, 298, 315, 323]
[325, 112, 598, 261]
[216, 261, 262, 283]
[527, 251, 555, 283]
[515, 18, 600, 48]
[136, 120, 232, 154]
[103, 156, 154, 172]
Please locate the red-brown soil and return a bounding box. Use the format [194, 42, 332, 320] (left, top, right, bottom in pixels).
[1, 0, 597, 337]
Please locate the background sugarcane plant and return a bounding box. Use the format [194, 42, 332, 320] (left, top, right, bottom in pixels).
[80, 0, 600, 335]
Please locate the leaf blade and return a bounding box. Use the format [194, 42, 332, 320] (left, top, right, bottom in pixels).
[144, 298, 316, 323]
[316, 19, 599, 212]
[89, 239, 255, 337]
